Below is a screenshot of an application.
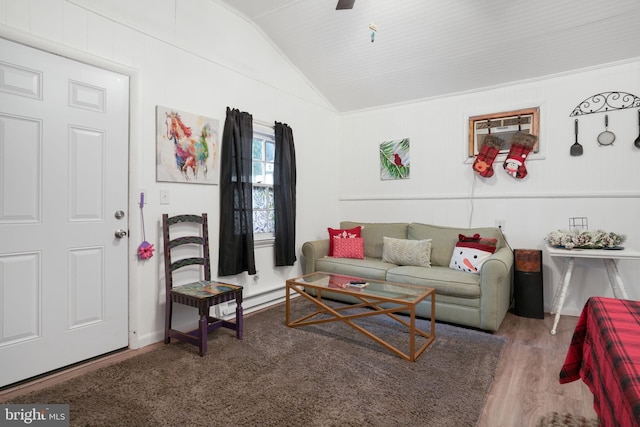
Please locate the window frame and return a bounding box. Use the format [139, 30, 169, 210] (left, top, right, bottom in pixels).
[468, 107, 540, 158]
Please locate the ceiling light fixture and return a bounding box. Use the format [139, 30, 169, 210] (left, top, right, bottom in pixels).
[369, 23, 377, 42]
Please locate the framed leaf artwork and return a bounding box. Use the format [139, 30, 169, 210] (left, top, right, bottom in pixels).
[380, 138, 410, 180]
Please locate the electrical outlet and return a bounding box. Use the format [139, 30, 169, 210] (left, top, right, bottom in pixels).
[159, 189, 170, 205]
[495, 219, 505, 231]
[217, 302, 229, 317]
[226, 302, 237, 316]
[217, 302, 237, 317]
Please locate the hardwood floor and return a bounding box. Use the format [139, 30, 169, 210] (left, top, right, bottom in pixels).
[1, 310, 596, 426]
[478, 311, 597, 426]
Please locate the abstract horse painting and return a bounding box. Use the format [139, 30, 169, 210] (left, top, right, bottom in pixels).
[156, 106, 219, 184]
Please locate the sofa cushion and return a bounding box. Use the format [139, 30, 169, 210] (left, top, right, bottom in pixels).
[408, 223, 504, 267]
[382, 237, 432, 267]
[333, 237, 365, 259]
[315, 257, 396, 281]
[386, 266, 481, 298]
[340, 221, 408, 258]
[327, 226, 363, 256]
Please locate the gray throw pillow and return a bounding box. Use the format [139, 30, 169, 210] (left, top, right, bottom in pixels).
[382, 237, 432, 267]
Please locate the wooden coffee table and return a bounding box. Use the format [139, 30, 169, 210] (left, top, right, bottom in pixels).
[285, 272, 436, 362]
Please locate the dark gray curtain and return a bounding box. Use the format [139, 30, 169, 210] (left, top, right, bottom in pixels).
[218, 107, 256, 276]
[274, 122, 297, 266]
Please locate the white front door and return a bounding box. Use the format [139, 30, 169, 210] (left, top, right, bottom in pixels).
[0, 38, 129, 388]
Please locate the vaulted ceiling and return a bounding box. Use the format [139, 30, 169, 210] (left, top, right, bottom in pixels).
[219, 0, 640, 113]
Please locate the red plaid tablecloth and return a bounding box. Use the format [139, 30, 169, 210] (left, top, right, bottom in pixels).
[559, 297, 640, 427]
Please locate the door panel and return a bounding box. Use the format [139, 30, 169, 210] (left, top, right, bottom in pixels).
[0, 113, 41, 223]
[0, 37, 129, 388]
[68, 126, 105, 220]
[0, 253, 40, 345]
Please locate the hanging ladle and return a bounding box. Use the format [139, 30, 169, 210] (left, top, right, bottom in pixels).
[570, 119, 583, 156]
[634, 109, 640, 148]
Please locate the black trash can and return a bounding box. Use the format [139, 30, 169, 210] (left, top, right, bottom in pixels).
[513, 249, 544, 319]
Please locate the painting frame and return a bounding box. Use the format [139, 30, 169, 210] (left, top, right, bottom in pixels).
[468, 107, 539, 158]
[380, 138, 410, 180]
[156, 105, 220, 185]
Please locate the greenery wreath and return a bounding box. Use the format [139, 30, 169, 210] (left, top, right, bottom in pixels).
[545, 229, 626, 249]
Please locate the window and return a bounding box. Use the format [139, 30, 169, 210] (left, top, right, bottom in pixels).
[468, 107, 540, 157]
[252, 128, 275, 239]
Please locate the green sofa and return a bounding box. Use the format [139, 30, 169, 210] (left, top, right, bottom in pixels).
[301, 221, 514, 332]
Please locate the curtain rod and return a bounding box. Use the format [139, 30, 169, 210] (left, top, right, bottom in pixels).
[254, 118, 274, 128]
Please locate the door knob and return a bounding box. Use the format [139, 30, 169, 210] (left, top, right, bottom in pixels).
[114, 229, 127, 238]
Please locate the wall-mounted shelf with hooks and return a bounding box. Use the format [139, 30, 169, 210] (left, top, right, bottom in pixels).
[569, 91, 640, 117]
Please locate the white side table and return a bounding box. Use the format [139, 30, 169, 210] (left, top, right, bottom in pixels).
[546, 245, 640, 335]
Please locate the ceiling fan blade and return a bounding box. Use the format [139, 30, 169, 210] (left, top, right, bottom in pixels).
[336, 0, 355, 10]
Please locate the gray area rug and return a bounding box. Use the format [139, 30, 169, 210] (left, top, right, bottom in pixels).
[10, 298, 507, 426]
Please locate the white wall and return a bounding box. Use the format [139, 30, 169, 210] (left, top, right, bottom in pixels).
[0, 0, 341, 348]
[338, 62, 640, 316]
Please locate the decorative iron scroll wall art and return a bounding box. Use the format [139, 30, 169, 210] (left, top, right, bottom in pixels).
[569, 91, 640, 116]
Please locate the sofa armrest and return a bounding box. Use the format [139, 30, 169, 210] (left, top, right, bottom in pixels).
[478, 246, 514, 331]
[302, 239, 330, 274]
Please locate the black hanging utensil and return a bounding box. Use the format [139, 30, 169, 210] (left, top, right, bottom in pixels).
[570, 119, 583, 156]
[336, 0, 355, 9]
[634, 109, 640, 149]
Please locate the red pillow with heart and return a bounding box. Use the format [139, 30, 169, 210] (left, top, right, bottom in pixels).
[328, 226, 363, 256]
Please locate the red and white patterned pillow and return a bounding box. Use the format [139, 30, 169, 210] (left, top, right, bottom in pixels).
[328, 226, 363, 256]
[332, 237, 365, 259]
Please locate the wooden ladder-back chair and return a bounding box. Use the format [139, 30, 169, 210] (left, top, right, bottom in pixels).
[162, 213, 243, 356]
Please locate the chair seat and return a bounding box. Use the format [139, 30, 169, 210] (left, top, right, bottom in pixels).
[171, 281, 242, 304]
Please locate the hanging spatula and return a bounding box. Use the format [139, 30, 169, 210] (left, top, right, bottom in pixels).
[336, 0, 355, 10]
[570, 118, 583, 156]
[634, 109, 640, 149]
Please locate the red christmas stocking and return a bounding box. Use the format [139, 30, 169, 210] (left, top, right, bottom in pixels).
[472, 135, 502, 177]
[503, 133, 537, 179]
